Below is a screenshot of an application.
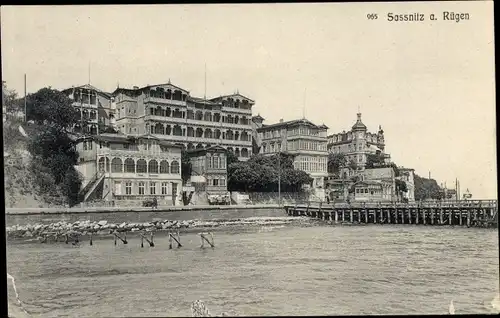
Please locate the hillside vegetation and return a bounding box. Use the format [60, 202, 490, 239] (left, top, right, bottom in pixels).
[3, 84, 83, 208]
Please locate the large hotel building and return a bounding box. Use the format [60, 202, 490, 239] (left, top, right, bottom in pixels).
[111, 82, 254, 161]
[252, 116, 329, 189]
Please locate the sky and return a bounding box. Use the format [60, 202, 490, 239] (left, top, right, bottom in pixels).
[1, 2, 496, 199]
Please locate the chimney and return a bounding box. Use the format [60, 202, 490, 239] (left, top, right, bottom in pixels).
[279, 118, 284, 123]
[133, 86, 139, 90]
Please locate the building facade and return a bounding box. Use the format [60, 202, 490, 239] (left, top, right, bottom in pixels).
[75, 133, 183, 206]
[398, 167, 415, 202]
[62, 84, 116, 135]
[326, 166, 396, 202]
[327, 113, 390, 171]
[253, 117, 329, 189]
[111, 82, 254, 161]
[188, 145, 230, 204]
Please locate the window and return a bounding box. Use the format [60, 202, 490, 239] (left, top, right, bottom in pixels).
[161, 182, 168, 195]
[138, 182, 145, 195]
[83, 141, 87, 151]
[150, 182, 156, 195]
[160, 160, 169, 173]
[207, 155, 212, 169]
[213, 156, 220, 169]
[213, 179, 219, 186]
[172, 183, 178, 196]
[148, 160, 159, 174]
[114, 181, 122, 195]
[111, 158, 123, 173]
[171, 160, 180, 174]
[125, 182, 132, 195]
[137, 159, 147, 173]
[220, 178, 226, 186]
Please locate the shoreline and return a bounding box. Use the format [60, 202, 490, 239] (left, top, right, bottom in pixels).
[6, 216, 316, 242]
[5, 204, 283, 215]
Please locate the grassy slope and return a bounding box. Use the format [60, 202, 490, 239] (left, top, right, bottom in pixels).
[3, 119, 65, 208]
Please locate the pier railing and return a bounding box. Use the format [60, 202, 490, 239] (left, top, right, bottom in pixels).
[284, 199, 498, 228]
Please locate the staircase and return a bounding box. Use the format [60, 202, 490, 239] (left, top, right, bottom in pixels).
[78, 171, 105, 202]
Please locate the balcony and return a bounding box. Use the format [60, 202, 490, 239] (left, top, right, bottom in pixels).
[144, 97, 187, 107]
[149, 134, 252, 147]
[146, 115, 252, 130]
[97, 148, 180, 160]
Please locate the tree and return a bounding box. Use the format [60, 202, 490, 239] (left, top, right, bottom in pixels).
[366, 153, 386, 169]
[23, 87, 84, 207]
[226, 150, 239, 166]
[395, 179, 408, 201]
[414, 174, 443, 201]
[227, 153, 310, 193]
[25, 87, 80, 129]
[328, 153, 347, 175]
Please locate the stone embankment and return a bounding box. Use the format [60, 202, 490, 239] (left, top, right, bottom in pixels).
[6, 217, 312, 241]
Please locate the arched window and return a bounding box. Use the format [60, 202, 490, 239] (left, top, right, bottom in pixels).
[241, 148, 249, 157]
[111, 158, 123, 173]
[98, 157, 106, 172]
[204, 112, 212, 121]
[148, 159, 159, 174]
[204, 129, 213, 139]
[195, 111, 203, 121]
[125, 158, 135, 173]
[171, 160, 180, 174]
[196, 128, 203, 138]
[137, 159, 147, 173]
[154, 123, 164, 134]
[173, 125, 182, 136]
[160, 160, 169, 173]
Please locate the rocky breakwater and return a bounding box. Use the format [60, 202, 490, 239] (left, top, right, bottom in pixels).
[6, 216, 312, 241]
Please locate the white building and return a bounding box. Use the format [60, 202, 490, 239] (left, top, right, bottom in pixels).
[253, 116, 329, 189]
[75, 133, 183, 206]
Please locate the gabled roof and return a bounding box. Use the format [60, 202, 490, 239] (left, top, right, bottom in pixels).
[187, 144, 227, 155]
[62, 84, 112, 98]
[75, 133, 182, 148]
[111, 82, 190, 96]
[363, 167, 395, 180]
[252, 114, 265, 121]
[187, 96, 221, 106]
[210, 93, 255, 104]
[257, 118, 323, 131]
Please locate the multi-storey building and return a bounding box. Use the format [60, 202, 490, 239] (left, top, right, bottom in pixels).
[62, 84, 116, 134]
[75, 133, 183, 206]
[188, 145, 230, 204]
[253, 116, 329, 189]
[111, 82, 254, 161]
[327, 113, 390, 170]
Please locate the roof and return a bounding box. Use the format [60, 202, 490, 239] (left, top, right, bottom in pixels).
[187, 96, 221, 106]
[257, 118, 326, 131]
[111, 81, 190, 96]
[252, 114, 265, 121]
[210, 93, 255, 104]
[74, 133, 183, 148]
[62, 84, 112, 98]
[353, 180, 384, 186]
[363, 167, 395, 180]
[187, 145, 227, 155]
[352, 113, 367, 131]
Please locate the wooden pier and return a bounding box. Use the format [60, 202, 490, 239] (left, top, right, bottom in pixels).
[284, 200, 498, 228]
